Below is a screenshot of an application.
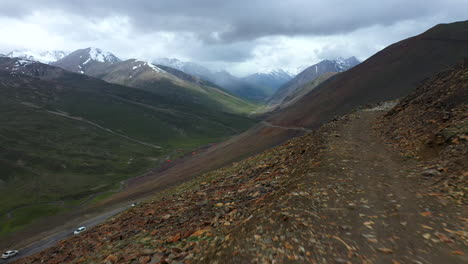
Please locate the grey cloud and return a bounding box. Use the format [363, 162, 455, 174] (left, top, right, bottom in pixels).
[0, 0, 466, 74]
[1, 0, 467, 43]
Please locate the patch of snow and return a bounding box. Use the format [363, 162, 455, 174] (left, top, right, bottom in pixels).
[87, 47, 119, 63]
[13, 58, 34, 67]
[83, 58, 91, 65]
[146, 62, 164, 73]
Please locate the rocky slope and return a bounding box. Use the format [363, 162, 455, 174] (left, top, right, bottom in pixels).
[376, 64, 468, 204]
[13, 106, 467, 264]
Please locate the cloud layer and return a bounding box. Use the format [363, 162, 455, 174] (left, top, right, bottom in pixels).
[0, 0, 466, 76]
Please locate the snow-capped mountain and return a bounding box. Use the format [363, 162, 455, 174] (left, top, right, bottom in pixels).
[242, 69, 293, 90]
[6, 50, 69, 64]
[269, 57, 360, 105]
[52, 47, 121, 74]
[86, 47, 120, 64]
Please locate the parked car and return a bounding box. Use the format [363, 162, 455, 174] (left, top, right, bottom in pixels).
[1, 250, 18, 259]
[73, 226, 86, 235]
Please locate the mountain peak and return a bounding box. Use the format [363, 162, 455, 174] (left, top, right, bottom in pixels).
[84, 47, 120, 63]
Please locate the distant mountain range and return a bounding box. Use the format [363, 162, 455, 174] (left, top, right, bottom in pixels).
[153, 58, 294, 101]
[2, 50, 295, 102]
[3, 49, 360, 104]
[269, 57, 360, 105]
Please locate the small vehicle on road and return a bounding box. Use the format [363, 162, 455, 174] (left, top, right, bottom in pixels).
[1, 250, 18, 259]
[73, 226, 86, 235]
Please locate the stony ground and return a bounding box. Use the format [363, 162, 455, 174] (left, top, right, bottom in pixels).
[376, 65, 467, 204]
[13, 108, 467, 264]
[197, 111, 467, 264]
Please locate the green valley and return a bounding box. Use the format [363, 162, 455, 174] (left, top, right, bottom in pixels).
[0, 58, 258, 237]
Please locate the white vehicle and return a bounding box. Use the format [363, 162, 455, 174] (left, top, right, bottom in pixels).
[73, 226, 86, 235]
[1, 250, 18, 259]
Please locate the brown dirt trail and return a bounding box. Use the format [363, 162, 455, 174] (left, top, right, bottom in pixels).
[201, 111, 467, 263]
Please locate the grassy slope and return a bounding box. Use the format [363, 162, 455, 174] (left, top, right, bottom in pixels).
[0, 63, 258, 237]
[0, 98, 162, 236]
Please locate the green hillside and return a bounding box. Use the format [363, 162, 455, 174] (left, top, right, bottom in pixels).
[0, 59, 258, 236]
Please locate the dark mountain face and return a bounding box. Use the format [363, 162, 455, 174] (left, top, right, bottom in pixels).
[269, 57, 360, 105]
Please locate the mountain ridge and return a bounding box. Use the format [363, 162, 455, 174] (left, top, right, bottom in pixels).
[269, 56, 360, 105]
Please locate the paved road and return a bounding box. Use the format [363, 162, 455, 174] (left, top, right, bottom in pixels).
[1, 206, 130, 263]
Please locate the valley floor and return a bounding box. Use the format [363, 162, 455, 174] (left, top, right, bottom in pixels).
[12, 110, 467, 264]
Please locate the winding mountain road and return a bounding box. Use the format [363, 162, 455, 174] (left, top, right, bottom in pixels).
[1, 205, 131, 263]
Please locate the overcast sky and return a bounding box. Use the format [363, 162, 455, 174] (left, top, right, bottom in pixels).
[0, 0, 466, 76]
